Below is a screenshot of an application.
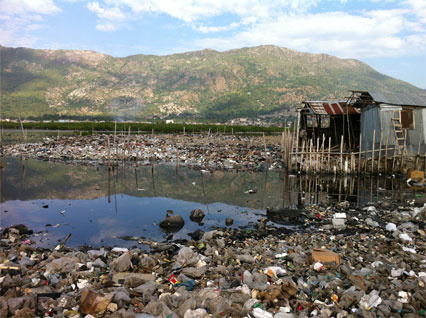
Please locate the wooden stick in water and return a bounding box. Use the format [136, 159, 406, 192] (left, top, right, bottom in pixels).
[371, 129, 376, 174]
[385, 136, 389, 175]
[378, 130, 383, 174]
[340, 135, 344, 173]
[107, 135, 111, 170]
[358, 133, 362, 174]
[316, 137, 320, 173]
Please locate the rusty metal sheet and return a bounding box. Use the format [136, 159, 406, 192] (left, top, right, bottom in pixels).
[304, 101, 360, 115]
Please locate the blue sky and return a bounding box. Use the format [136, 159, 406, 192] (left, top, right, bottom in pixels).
[1, 0, 425, 89]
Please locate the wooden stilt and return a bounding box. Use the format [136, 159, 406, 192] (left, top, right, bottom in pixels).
[371, 129, 376, 174]
[107, 135, 111, 170]
[358, 133, 362, 174]
[340, 135, 344, 173]
[378, 130, 382, 174]
[385, 136, 389, 175]
[321, 134, 325, 173]
[327, 137, 331, 174]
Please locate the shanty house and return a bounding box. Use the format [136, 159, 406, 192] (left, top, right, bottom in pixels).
[297, 100, 360, 149]
[348, 91, 426, 157]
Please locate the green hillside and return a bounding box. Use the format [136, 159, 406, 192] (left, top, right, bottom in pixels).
[1, 45, 424, 120]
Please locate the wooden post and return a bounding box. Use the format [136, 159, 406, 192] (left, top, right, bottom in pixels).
[306, 139, 310, 173]
[377, 130, 383, 174]
[316, 137, 320, 173]
[358, 133, 362, 174]
[183, 126, 185, 135]
[309, 139, 313, 173]
[289, 129, 294, 171]
[371, 129, 376, 174]
[340, 135, 344, 173]
[300, 140, 305, 173]
[114, 120, 117, 144]
[320, 134, 325, 173]
[385, 136, 389, 175]
[263, 132, 267, 154]
[107, 135, 111, 170]
[327, 137, 331, 173]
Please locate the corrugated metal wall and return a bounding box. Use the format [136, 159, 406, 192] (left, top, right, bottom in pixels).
[406, 108, 425, 155]
[360, 106, 380, 157]
[361, 105, 426, 157]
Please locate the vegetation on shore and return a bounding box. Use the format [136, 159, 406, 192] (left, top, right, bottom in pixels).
[0, 121, 284, 134]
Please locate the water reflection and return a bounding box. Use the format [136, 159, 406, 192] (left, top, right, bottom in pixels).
[0, 157, 424, 249]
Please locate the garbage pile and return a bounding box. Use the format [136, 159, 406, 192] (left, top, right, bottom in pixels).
[3, 134, 283, 171]
[1, 199, 425, 317]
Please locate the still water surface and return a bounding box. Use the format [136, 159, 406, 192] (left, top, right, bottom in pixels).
[0, 156, 424, 249]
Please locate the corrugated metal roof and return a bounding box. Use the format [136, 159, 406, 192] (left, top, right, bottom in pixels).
[304, 101, 360, 115]
[368, 91, 426, 107]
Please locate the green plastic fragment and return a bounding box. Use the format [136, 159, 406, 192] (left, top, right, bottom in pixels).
[253, 303, 265, 310]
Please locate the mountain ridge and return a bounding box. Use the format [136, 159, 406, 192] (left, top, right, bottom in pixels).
[1, 44, 424, 121]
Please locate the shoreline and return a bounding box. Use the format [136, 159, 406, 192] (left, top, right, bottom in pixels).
[1, 198, 425, 317]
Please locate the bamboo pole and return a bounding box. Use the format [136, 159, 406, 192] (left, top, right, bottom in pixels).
[371, 129, 376, 174]
[327, 137, 331, 173]
[114, 120, 117, 144]
[377, 130, 383, 174]
[385, 136, 389, 175]
[307, 139, 312, 173]
[340, 135, 344, 173]
[295, 112, 300, 170]
[358, 133, 362, 174]
[288, 129, 294, 171]
[321, 134, 325, 173]
[18, 117, 26, 141]
[316, 137, 320, 173]
[310, 139, 314, 174]
[107, 135, 111, 170]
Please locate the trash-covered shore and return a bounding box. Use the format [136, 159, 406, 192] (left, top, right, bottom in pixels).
[3, 134, 283, 171]
[1, 199, 425, 317]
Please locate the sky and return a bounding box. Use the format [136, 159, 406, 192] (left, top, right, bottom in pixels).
[0, 0, 425, 89]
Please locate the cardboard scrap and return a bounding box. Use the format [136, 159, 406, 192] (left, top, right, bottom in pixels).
[306, 248, 341, 267]
[80, 290, 112, 316]
[408, 170, 425, 183]
[112, 272, 155, 285]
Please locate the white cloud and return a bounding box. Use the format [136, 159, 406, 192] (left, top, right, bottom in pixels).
[404, 0, 426, 24]
[84, 0, 425, 59]
[87, 0, 321, 31]
[87, 2, 126, 22]
[0, 0, 61, 15]
[0, 0, 60, 47]
[189, 9, 426, 58]
[195, 22, 240, 33]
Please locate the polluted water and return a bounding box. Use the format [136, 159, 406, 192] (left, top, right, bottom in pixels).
[0, 136, 425, 317]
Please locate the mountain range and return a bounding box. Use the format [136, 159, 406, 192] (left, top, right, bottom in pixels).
[1, 44, 424, 121]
